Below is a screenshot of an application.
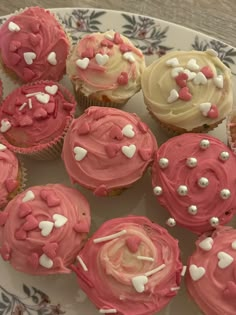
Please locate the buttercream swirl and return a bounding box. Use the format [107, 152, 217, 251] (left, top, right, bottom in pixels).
[152, 133, 236, 234]
[62, 106, 157, 195]
[0, 7, 70, 82]
[66, 30, 145, 103]
[142, 50, 233, 131]
[186, 226, 236, 315]
[73, 216, 182, 315]
[0, 184, 91, 275]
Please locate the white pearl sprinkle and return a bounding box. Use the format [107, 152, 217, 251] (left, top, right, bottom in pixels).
[177, 185, 188, 196]
[220, 189, 231, 200]
[153, 186, 163, 196]
[210, 217, 219, 226]
[186, 157, 197, 168]
[219, 151, 230, 161]
[159, 158, 169, 169]
[166, 218, 176, 227]
[188, 205, 198, 215]
[198, 177, 209, 188]
[200, 139, 210, 149]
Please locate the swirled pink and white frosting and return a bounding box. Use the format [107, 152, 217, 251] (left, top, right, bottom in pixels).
[186, 226, 236, 315]
[73, 216, 183, 315]
[152, 133, 236, 234]
[62, 106, 158, 196]
[0, 7, 70, 82]
[0, 143, 19, 209]
[0, 184, 91, 275]
[66, 30, 145, 103]
[0, 81, 75, 151]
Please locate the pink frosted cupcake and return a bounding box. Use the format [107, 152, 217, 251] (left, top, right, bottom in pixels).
[0, 81, 76, 159]
[0, 7, 70, 82]
[66, 30, 145, 108]
[0, 142, 26, 210]
[62, 106, 157, 196]
[72, 216, 183, 315]
[0, 184, 90, 275]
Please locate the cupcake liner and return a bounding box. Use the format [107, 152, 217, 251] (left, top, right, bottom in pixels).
[226, 109, 236, 154]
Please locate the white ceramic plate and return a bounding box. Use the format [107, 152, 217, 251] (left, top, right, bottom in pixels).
[0, 8, 236, 315]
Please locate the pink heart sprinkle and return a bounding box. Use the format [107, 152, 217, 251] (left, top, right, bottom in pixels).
[5, 178, 18, 193]
[117, 72, 129, 85]
[45, 102, 55, 114]
[81, 47, 94, 59]
[28, 252, 39, 269]
[22, 215, 38, 231]
[78, 122, 90, 135]
[28, 34, 41, 47]
[201, 66, 213, 79]
[224, 281, 236, 299]
[15, 229, 27, 240]
[31, 22, 40, 33]
[19, 115, 33, 127]
[23, 68, 36, 81]
[175, 73, 188, 88]
[207, 104, 219, 119]
[19, 203, 32, 218]
[109, 125, 123, 140]
[126, 236, 141, 253]
[46, 194, 61, 207]
[137, 121, 148, 133]
[63, 102, 74, 111]
[9, 40, 21, 52]
[94, 185, 108, 197]
[0, 243, 11, 261]
[119, 43, 132, 53]
[40, 189, 50, 200]
[178, 87, 192, 101]
[138, 148, 152, 161]
[73, 221, 90, 233]
[105, 143, 120, 158]
[114, 32, 123, 44]
[101, 39, 114, 48]
[0, 212, 8, 226]
[33, 108, 48, 120]
[42, 242, 58, 259]
[9, 53, 21, 66]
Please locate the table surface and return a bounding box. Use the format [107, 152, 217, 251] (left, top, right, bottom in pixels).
[0, 0, 235, 46]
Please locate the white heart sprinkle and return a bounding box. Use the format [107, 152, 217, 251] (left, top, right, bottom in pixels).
[23, 52, 36, 65]
[232, 241, 236, 250]
[213, 75, 223, 89]
[104, 33, 114, 41]
[123, 52, 135, 63]
[122, 124, 135, 138]
[183, 69, 196, 81]
[45, 85, 58, 95]
[35, 93, 50, 104]
[189, 264, 206, 281]
[167, 89, 179, 103]
[0, 120, 11, 133]
[8, 21, 20, 32]
[38, 221, 54, 237]
[121, 144, 136, 159]
[193, 72, 208, 85]
[131, 275, 148, 293]
[206, 49, 218, 57]
[187, 58, 200, 71]
[171, 67, 184, 78]
[166, 57, 180, 67]
[0, 143, 7, 151]
[199, 102, 211, 117]
[39, 254, 53, 269]
[47, 52, 57, 66]
[76, 58, 89, 69]
[199, 237, 213, 251]
[95, 53, 109, 66]
[217, 251, 234, 269]
[22, 190, 35, 203]
[53, 214, 68, 228]
[74, 146, 87, 161]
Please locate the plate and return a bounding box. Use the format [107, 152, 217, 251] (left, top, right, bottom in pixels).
[0, 7, 236, 315]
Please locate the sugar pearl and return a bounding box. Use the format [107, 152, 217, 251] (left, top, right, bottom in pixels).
[200, 139, 210, 149]
[188, 205, 198, 215]
[186, 157, 197, 168]
[210, 217, 219, 226]
[177, 185, 188, 196]
[198, 177, 209, 188]
[166, 218, 176, 227]
[219, 151, 230, 161]
[220, 189, 231, 200]
[153, 186, 163, 196]
[159, 158, 169, 169]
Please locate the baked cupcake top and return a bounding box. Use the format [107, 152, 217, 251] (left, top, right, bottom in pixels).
[152, 133, 236, 234]
[0, 184, 90, 275]
[0, 143, 19, 209]
[66, 30, 145, 103]
[0, 7, 70, 82]
[0, 81, 75, 151]
[62, 106, 157, 196]
[142, 50, 232, 131]
[186, 226, 236, 315]
[72, 216, 183, 315]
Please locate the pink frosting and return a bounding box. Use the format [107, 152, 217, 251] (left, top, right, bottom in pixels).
[73, 216, 183, 315]
[0, 81, 75, 150]
[152, 133, 236, 234]
[0, 143, 19, 209]
[62, 106, 157, 195]
[0, 7, 69, 82]
[0, 184, 91, 275]
[186, 226, 236, 315]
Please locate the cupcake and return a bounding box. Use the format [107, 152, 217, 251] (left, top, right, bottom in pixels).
[0, 81, 76, 159]
[152, 133, 236, 234]
[142, 49, 233, 134]
[66, 30, 145, 108]
[0, 7, 70, 82]
[0, 184, 90, 275]
[72, 216, 183, 315]
[0, 142, 26, 210]
[186, 226, 236, 315]
[62, 106, 157, 196]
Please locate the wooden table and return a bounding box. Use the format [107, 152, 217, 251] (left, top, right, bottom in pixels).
[0, 0, 234, 46]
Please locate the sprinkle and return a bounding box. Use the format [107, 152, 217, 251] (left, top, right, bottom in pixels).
[167, 89, 179, 103]
[0, 120, 11, 133]
[166, 218, 176, 227]
[166, 57, 180, 67]
[39, 254, 53, 269]
[28, 98, 33, 109]
[153, 186, 163, 196]
[186, 58, 199, 71]
[22, 190, 35, 203]
[137, 256, 154, 262]
[19, 102, 27, 111]
[145, 264, 166, 277]
[220, 189, 231, 200]
[26, 92, 42, 97]
[77, 255, 88, 272]
[23, 52, 36, 65]
[8, 21, 20, 32]
[181, 266, 187, 276]
[170, 287, 180, 291]
[99, 309, 117, 314]
[93, 230, 127, 244]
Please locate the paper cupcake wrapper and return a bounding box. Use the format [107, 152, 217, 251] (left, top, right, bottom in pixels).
[226, 110, 236, 154]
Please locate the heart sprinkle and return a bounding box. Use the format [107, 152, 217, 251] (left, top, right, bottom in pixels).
[95, 53, 109, 66]
[122, 124, 135, 138]
[8, 21, 20, 32]
[23, 52, 36, 65]
[0, 143, 7, 151]
[121, 144, 136, 159]
[178, 87, 192, 101]
[199, 237, 214, 251]
[35, 93, 50, 104]
[166, 57, 180, 67]
[175, 73, 188, 87]
[189, 264, 206, 281]
[47, 52, 57, 65]
[171, 67, 184, 78]
[131, 275, 148, 293]
[167, 89, 179, 103]
[45, 85, 58, 95]
[200, 66, 214, 78]
[213, 75, 224, 88]
[74, 146, 88, 161]
[217, 251, 234, 269]
[39, 254, 53, 269]
[76, 58, 90, 69]
[22, 190, 35, 203]
[186, 58, 200, 71]
[123, 52, 135, 63]
[53, 214, 68, 228]
[193, 72, 207, 85]
[39, 221, 54, 237]
[117, 72, 129, 85]
[0, 120, 11, 133]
